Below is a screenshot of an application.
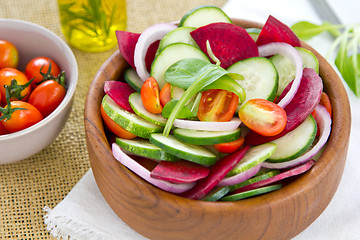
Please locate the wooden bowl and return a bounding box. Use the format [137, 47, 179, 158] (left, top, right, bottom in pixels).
[84, 19, 351, 240]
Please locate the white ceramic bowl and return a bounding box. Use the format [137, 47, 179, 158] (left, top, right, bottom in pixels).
[0, 19, 78, 164]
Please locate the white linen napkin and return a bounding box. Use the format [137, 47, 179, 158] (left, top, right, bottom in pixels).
[44, 0, 360, 239]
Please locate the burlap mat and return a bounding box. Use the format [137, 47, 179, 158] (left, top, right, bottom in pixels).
[0, 0, 227, 239]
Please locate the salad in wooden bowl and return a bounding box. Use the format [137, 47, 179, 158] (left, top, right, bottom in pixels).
[85, 5, 351, 240]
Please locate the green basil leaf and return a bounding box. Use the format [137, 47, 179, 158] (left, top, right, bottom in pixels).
[163, 63, 229, 136]
[162, 99, 196, 119]
[201, 74, 246, 103]
[164, 58, 209, 89]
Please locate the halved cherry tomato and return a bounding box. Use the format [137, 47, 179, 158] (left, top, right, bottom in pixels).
[239, 98, 287, 137]
[160, 82, 171, 106]
[197, 89, 239, 122]
[25, 56, 60, 88]
[140, 77, 163, 114]
[214, 136, 245, 154]
[0, 100, 43, 133]
[100, 104, 137, 139]
[0, 40, 19, 69]
[0, 68, 32, 105]
[320, 92, 332, 118]
[28, 79, 66, 118]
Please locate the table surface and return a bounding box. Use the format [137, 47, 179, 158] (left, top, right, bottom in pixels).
[0, 0, 227, 239]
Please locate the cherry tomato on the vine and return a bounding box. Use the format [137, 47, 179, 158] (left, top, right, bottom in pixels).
[0, 120, 9, 135]
[214, 136, 245, 154]
[140, 77, 163, 114]
[239, 98, 287, 137]
[160, 82, 171, 106]
[100, 105, 137, 139]
[0, 100, 43, 133]
[0, 40, 19, 69]
[28, 78, 66, 118]
[197, 89, 239, 122]
[25, 56, 60, 88]
[0, 67, 32, 105]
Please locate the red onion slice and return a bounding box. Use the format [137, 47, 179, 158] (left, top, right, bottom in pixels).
[134, 23, 177, 81]
[173, 117, 242, 131]
[112, 143, 195, 193]
[258, 42, 303, 108]
[262, 104, 332, 169]
[217, 163, 262, 187]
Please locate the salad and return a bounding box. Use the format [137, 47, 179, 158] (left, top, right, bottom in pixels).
[100, 5, 332, 201]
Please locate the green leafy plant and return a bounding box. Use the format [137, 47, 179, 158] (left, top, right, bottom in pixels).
[291, 21, 360, 96]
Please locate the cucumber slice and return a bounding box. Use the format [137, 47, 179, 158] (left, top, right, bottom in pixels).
[271, 47, 319, 96]
[150, 42, 210, 88]
[171, 85, 185, 100]
[128, 92, 167, 126]
[173, 128, 241, 145]
[149, 133, 217, 165]
[246, 28, 261, 41]
[179, 5, 232, 28]
[226, 143, 277, 177]
[124, 68, 143, 92]
[102, 94, 163, 139]
[227, 57, 278, 108]
[268, 115, 317, 163]
[170, 86, 201, 116]
[157, 27, 197, 54]
[220, 184, 282, 201]
[115, 138, 178, 162]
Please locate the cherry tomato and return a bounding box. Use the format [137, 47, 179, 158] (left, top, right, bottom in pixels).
[160, 82, 171, 106]
[197, 89, 239, 122]
[100, 105, 137, 139]
[140, 77, 163, 114]
[25, 56, 60, 88]
[0, 120, 9, 135]
[0, 40, 19, 69]
[239, 98, 287, 137]
[0, 101, 43, 133]
[28, 79, 66, 118]
[0, 68, 32, 105]
[320, 92, 332, 118]
[214, 136, 245, 154]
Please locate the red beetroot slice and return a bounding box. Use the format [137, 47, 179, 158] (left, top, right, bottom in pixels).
[245, 68, 323, 145]
[150, 160, 210, 184]
[256, 15, 301, 47]
[190, 22, 259, 69]
[180, 145, 250, 200]
[104, 81, 135, 112]
[232, 159, 315, 194]
[116, 30, 159, 72]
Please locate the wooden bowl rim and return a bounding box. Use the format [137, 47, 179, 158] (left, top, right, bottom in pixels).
[85, 18, 351, 213]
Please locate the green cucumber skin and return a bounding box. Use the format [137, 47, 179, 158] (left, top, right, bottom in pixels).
[226, 143, 277, 177]
[220, 184, 282, 201]
[115, 138, 178, 162]
[102, 95, 163, 139]
[128, 92, 167, 126]
[149, 133, 217, 166]
[179, 5, 232, 28]
[267, 115, 317, 163]
[124, 68, 143, 92]
[157, 27, 198, 54]
[173, 128, 241, 145]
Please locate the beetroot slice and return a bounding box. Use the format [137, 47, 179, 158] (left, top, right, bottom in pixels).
[245, 68, 323, 145]
[232, 159, 315, 194]
[104, 81, 135, 112]
[116, 31, 140, 69]
[180, 145, 250, 200]
[150, 160, 210, 184]
[190, 22, 259, 69]
[256, 15, 301, 47]
[116, 30, 159, 72]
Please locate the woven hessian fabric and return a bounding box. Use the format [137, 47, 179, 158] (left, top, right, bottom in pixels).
[0, 0, 227, 239]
